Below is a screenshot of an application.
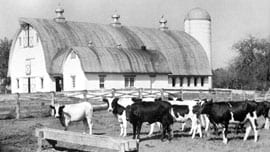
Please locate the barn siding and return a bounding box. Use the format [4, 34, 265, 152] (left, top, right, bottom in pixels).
[10, 28, 53, 93]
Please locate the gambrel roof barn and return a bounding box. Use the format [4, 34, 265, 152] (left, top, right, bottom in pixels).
[8, 7, 212, 93]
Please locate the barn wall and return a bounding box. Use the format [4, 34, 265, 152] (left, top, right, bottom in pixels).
[10, 27, 54, 93]
[63, 53, 87, 91]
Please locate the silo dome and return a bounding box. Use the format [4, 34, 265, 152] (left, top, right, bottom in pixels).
[185, 7, 211, 21]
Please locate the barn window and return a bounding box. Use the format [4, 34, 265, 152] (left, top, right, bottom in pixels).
[172, 77, 176, 87]
[194, 77, 198, 87]
[40, 78, 44, 89]
[124, 75, 135, 88]
[187, 77, 191, 87]
[201, 77, 204, 86]
[16, 78, 19, 89]
[99, 75, 106, 89]
[179, 77, 183, 87]
[71, 75, 76, 88]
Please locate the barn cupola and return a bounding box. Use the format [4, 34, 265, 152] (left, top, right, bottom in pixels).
[159, 15, 168, 31]
[54, 4, 66, 22]
[111, 11, 121, 27]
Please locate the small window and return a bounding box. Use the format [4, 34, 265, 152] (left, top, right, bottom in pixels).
[16, 78, 20, 89]
[201, 77, 204, 86]
[172, 77, 176, 87]
[180, 77, 183, 87]
[187, 77, 190, 87]
[194, 77, 197, 87]
[99, 75, 106, 89]
[124, 75, 135, 88]
[41, 78, 44, 89]
[71, 75, 76, 88]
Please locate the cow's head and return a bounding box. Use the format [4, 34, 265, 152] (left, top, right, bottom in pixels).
[103, 97, 119, 113]
[50, 103, 65, 118]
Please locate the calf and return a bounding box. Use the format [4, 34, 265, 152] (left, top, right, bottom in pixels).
[126, 101, 173, 141]
[103, 97, 159, 137]
[199, 100, 258, 144]
[50, 102, 93, 134]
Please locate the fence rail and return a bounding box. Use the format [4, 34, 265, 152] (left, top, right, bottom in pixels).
[0, 88, 269, 120]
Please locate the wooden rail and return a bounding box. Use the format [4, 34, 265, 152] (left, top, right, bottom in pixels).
[35, 127, 138, 152]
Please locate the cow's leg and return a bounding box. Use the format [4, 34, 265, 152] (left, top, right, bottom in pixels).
[132, 122, 137, 139]
[123, 119, 127, 137]
[147, 123, 155, 137]
[136, 122, 142, 140]
[82, 119, 88, 134]
[86, 118, 93, 135]
[204, 115, 210, 132]
[222, 123, 229, 144]
[244, 123, 252, 141]
[181, 122, 186, 131]
[264, 117, 269, 130]
[249, 115, 258, 142]
[64, 118, 70, 131]
[119, 122, 124, 136]
[191, 117, 197, 139]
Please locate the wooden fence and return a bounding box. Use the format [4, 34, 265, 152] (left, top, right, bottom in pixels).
[0, 88, 269, 120]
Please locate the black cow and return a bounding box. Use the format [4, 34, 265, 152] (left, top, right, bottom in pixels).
[199, 99, 258, 144]
[126, 101, 173, 141]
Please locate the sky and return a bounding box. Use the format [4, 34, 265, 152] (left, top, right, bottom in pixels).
[0, 0, 269, 69]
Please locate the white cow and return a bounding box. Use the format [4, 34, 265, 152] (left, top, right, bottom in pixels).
[50, 102, 93, 135]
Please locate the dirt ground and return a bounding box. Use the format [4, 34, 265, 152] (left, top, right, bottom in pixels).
[1, 111, 270, 152]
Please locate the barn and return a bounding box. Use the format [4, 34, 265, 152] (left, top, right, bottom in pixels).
[8, 7, 212, 93]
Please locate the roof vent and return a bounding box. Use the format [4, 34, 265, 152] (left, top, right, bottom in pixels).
[117, 43, 122, 48]
[88, 41, 94, 47]
[54, 4, 66, 22]
[141, 45, 147, 50]
[111, 11, 121, 27]
[159, 15, 168, 31]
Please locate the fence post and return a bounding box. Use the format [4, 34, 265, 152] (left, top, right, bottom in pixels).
[181, 88, 184, 100]
[161, 89, 165, 100]
[112, 88, 116, 98]
[230, 90, 233, 101]
[15, 93, 20, 119]
[83, 90, 88, 102]
[50, 92, 55, 116]
[138, 88, 143, 98]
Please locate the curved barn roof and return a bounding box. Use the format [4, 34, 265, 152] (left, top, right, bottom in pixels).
[10, 18, 211, 76]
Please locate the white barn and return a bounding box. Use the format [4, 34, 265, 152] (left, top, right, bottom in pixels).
[8, 7, 212, 93]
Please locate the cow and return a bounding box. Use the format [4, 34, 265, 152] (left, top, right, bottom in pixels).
[255, 101, 270, 129]
[125, 100, 173, 141]
[166, 97, 208, 138]
[50, 102, 93, 135]
[102, 97, 160, 137]
[198, 99, 258, 144]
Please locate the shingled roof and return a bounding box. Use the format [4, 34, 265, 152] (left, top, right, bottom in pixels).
[10, 18, 211, 76]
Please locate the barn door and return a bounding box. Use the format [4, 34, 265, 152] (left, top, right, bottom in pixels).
[28, 77, 31, 93]
[55, 77, 63, 92]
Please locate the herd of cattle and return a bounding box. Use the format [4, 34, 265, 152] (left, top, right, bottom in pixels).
[49, 96, 270, 144]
